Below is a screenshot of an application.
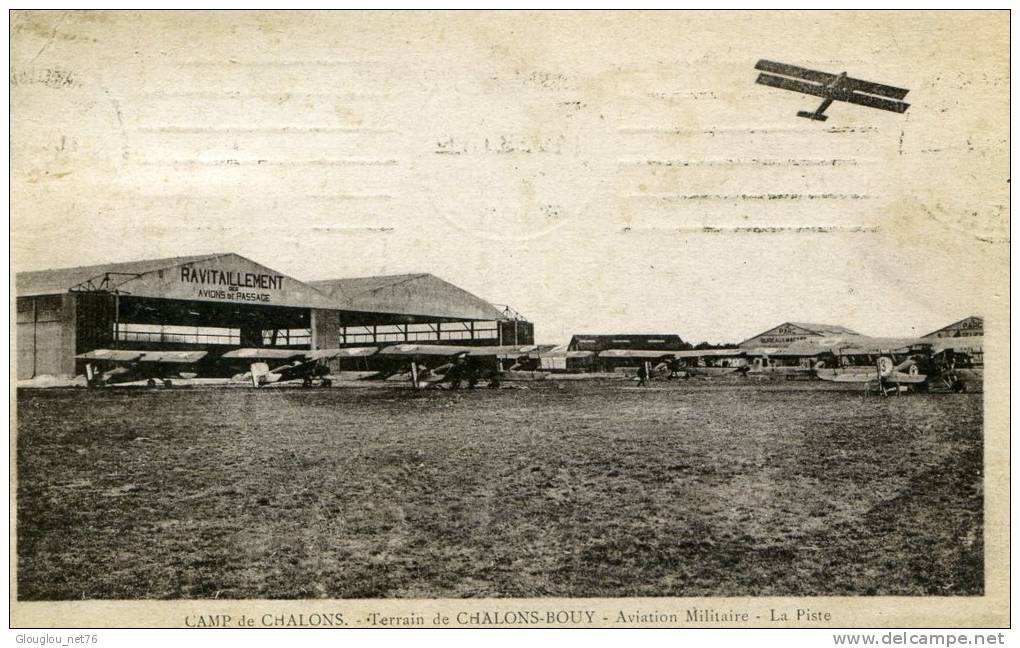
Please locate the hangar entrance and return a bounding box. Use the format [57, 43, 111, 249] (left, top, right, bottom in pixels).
[76, 294, 313, 355]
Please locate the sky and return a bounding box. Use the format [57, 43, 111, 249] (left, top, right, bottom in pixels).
[10, 11, 1009, 344]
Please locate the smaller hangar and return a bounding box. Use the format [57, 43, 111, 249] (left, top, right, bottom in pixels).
[309, 273, 533, 348]
[738, 322, 860, 350]
[567, 334, 685, 372]
[923, 315, 983, 365]
[922, 316, 983, 340]
[567, 334, 685, 353]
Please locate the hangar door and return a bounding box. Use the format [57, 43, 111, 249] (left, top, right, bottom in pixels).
[17, 295, 76, 379]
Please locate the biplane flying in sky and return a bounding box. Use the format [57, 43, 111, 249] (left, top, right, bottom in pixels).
[754, 59, 910, 121]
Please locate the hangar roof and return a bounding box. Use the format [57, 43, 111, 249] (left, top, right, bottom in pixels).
[309, 273, 507, 321]
[784, 322, 860, 336]
[738, 321, 861, 347]
[16, 254, 220, 297]
[17, 255, 511, 320]
[922, 315, 983, 338]
[16, 253, 338, 309]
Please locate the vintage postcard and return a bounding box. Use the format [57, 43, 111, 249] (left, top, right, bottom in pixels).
[9, 10, 1009, 629]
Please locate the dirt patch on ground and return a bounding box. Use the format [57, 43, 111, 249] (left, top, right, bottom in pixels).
[15, 382, 983, 599]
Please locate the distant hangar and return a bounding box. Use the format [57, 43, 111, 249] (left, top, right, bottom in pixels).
[15, 253, 533, 379]
[738, 322, 860, 350]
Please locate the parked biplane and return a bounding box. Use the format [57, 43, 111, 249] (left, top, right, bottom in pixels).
[597, 348, 750, 380]
[76, 349, 208, 388]
[754, 59, 910, 121]
[673, 349, 749, 377]
[806, 336, 969, 394]
[930, 337, 984, 392]
[220, 347, 378, 388]
[377, 344, 544, 388]
[598, 349, 682, 379]
[746, 346, 822, 379]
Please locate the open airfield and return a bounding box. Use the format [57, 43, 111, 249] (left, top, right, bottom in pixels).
[16, 380, 983, 600]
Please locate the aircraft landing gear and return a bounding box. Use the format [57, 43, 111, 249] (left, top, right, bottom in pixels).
[162, 379, 173, 388]
[146, 378, 157, 388]
[321, 378, 333, 388]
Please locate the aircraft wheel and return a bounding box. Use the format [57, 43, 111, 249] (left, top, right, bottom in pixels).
[146, 378, 157, 388]
[321, 378, 333, 388]
[163, 379, 173, 388]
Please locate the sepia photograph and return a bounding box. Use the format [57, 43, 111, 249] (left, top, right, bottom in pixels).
[8, 9, 1009, 629]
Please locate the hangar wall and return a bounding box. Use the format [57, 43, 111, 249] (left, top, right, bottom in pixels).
[498, 320, 534, 346]
[16, 294, 76, 379]
[311, 308, 341, 349]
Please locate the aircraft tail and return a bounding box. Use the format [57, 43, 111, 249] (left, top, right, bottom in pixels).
[250, 362, 271, 388]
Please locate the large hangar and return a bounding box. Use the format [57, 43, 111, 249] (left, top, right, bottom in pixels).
[16, 253, 532, 379]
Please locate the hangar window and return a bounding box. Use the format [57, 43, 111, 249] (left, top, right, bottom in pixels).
[405, 323, 438, 341]
[338, 322, 499, 343]
[439, 321, 471, 341]
[262, 329, 312, 346]
[473, 321, 498, 340]
[368, 325, 406, 343]
[341, 326, 375, 344]
[117, 323, 241, 345]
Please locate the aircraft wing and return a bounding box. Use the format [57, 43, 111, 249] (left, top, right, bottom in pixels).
[673, 349, 746, 359]
[756, 59, 839, 85]
[221, 348, 308, 361]
[838, 91, 910, 114]
[470, 345, 540, 358]
[137, 351, 208, 364]
[378, 344, 472, 358]
[755, 60, 909, 99]
[305, 347, 378, 361]
[600, 349, 678, 359]
[75, 349, 206, 364]
[378, 344, 537, 358]
[835, 336, 931, 355]
[815, 370, 878, 384]
[76, 349, 145, 363]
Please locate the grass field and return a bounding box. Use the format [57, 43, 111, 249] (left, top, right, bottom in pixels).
[16, 382, 983, 600]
